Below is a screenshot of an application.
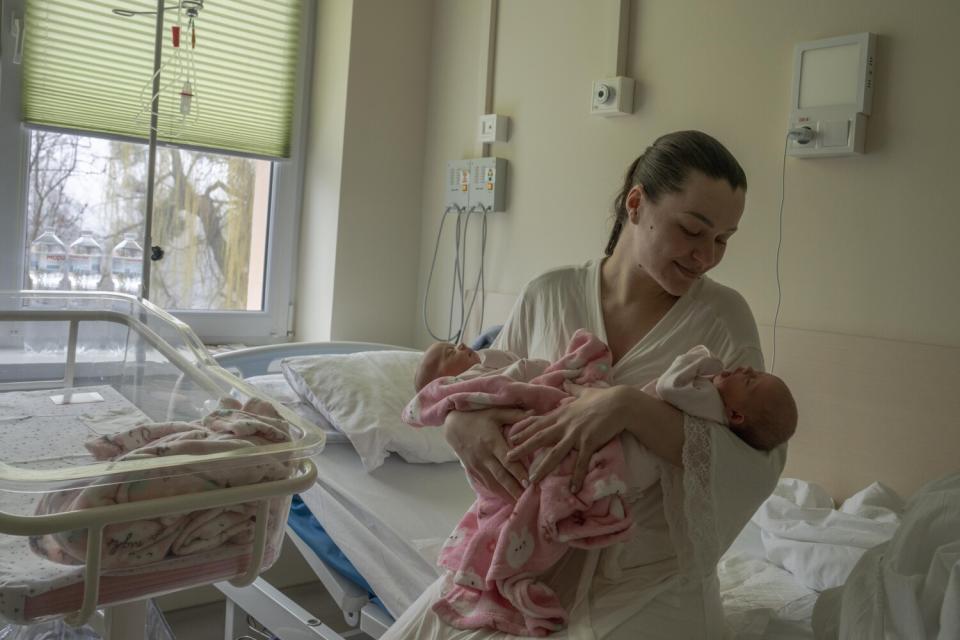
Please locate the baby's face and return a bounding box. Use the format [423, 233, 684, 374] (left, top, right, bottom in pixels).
[712, 367, 779, 420]
[422, 342, 481, 381]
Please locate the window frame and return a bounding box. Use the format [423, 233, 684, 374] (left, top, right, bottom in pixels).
[0, 0, 315, 346]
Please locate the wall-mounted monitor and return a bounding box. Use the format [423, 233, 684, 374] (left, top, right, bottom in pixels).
[792, 32, 875, 115]
[789, 32, 877, 158]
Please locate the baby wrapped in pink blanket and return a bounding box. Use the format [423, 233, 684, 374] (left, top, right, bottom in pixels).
[31, 397, 293, 569]
[403, 329, 633, 636]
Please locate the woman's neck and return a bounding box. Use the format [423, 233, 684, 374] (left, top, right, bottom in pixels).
[599, 251, 680, 364]
[601, 251, 677, 309]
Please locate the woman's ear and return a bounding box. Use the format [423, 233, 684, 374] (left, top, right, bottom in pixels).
[625, 185, 645, 222]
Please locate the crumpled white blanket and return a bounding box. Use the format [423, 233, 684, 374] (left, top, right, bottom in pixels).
[812, 472, 960, 640]
[752, 478, 904, 591]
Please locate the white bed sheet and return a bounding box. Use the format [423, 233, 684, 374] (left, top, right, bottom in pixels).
[302, 443, 475, 618]
[719, 523, 817, 639]
[303, 444, 819, 637]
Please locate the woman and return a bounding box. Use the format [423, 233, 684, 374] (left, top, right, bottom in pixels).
[385, 131, 786, 639]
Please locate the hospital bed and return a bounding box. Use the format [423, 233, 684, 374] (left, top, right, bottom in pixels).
[0, 291, 325, 639]
[211, 341, 827, 640]
[212, 341, 471, 640]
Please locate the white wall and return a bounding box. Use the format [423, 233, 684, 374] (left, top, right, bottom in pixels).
[416, 0, 960, 350]
[296, 0, 433, 347]
[295, 0, 352, 342]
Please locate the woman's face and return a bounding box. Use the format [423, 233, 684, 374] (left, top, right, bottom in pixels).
[622, 171, 745, 296]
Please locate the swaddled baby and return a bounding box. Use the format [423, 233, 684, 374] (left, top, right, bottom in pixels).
[405, 330, 630, 635]
[405, 333, 797, 636]
[640, 344, 798, 452]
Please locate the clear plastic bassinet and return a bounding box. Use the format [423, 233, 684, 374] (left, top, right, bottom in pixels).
[0, 291, 324, 627]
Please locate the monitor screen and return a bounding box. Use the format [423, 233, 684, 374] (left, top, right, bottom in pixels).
[799, 43, 861, 109]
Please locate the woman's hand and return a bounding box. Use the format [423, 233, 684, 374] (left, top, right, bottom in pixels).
[506, 385, 631, 493]
[509, 385, 686, 490]
[443, 408, 532, 501]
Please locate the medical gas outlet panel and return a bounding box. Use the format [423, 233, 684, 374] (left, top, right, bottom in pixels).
[446, 158, 507, 213]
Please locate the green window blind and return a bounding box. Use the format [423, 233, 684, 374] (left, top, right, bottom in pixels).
[22, 0, 301, 158]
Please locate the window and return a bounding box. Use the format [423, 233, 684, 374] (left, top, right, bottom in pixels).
[24, 130, 271, 311]
[0, 0, 314, 343]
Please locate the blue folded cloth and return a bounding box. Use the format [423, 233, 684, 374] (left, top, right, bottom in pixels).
[287, 495, 386, 612]
[470, 324, 503, 350]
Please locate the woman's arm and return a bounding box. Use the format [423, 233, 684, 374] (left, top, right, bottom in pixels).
[507, 385, 685, 491]
[620, 386, 685, 465]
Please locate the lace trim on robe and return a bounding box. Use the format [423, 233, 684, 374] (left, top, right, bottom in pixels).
[660, 414, 719, 582]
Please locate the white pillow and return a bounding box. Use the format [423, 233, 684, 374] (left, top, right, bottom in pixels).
[281, 350, 457, 471]
[242, 374, 349, 445]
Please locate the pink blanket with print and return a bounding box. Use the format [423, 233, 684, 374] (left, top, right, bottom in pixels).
[405, 329, 633, 636]
[31, 397, 293, 570]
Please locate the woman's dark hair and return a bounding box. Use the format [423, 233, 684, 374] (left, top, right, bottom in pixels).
[605, 130, 747, 256]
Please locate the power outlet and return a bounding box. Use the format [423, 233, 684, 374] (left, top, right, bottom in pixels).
[788, 112, 867, 157]
[445, 160, 471, 211]
[469, 157, 507, 212]
[590, 76, 635, 117]
[445, 158, 507, 212]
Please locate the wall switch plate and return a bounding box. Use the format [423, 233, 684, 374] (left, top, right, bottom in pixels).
[590, 76, 635, 117]
[479, 114, 509, 143]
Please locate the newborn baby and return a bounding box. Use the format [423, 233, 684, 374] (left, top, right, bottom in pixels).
[640, 344, 797, 451]
[414, 341, 545, 391]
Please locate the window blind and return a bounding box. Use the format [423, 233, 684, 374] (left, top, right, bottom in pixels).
[22, 0, 301, 158]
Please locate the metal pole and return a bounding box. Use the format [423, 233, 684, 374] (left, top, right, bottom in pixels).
[64, 319, 78, 389]
[140, 0, 166, 300]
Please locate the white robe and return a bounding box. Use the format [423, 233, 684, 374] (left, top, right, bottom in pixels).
[384, 258, 786, 639]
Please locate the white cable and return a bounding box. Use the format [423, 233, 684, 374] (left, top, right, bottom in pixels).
[448, 211, 462, 339]
[423, 206, 461, 341]
[476, 207, 489, 336]
[462, 205, 489, 340]
[423, 203, 491, 345]
[476, 207, 488, 340]
[771, 133, 790, 373]
[456, 207, 473, 340]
